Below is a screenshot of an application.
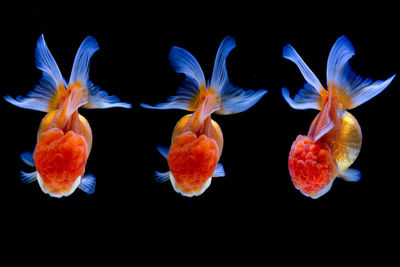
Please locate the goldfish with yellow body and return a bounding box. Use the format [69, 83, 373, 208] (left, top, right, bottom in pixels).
[282, 36, 395, 198]
[5, 35, 131, 198]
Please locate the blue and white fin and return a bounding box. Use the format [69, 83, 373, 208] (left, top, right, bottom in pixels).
[68, 36, 131, 110]
[4, 34, 66, 112]
[78, 174, 96, 194]
[154, 171, 170, 183]
[212, 163, 225, 177]
[281, 43, 325, 111]
[283, 44, 324, 94]
[156, 146, 169, 159]
[140, 45, 206, 111]
[326, 35, 395, 109]
[211, 36, 267, 115]
[20, 151, 34, 167]
[339, 168, 361, 182]
[20, 171, 37, 184]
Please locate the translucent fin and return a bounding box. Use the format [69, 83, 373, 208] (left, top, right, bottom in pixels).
[20, 151, 34, 167]
[208, 36, 266, 115]
[4, 34, 66, 112]
[281, 86, 322, 110]
[83, 84, 132, 109]
[69, 36, 99, 86]
[156, 146, 169, 159]
[141, 46, 206, 111]
[339, 168, 361, 182]
[154, 171, 170, 183]
[20, 171, 37, 184]
[216, 87, 267, 115]
[326, 35, 355, 87]
[212, 163, 225, 177]
[78, 174, 96, 194]
[326, 35, 395, 109]
[210, 36, 236, 94]
[283, 44, 324, 94]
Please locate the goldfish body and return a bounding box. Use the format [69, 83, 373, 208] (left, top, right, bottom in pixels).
[5, 35, 131, 198]
[141, 36, 267, 197]
[282, 36, 395, 199]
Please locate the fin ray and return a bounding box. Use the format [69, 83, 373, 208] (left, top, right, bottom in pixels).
[20, 171, 37, 184]
[154, 171, 170, 183]
[78, 174, 96, 194]
[4, 34, 66, 112]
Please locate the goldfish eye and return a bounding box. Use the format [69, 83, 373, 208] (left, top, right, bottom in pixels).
[288, 135, 335, 198]
[33, 128, 88, 197]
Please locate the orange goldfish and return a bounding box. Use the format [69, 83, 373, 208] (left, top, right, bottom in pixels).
[4, 35, 131, 198]
[282, 36, 395, 198]
[141, 36, 267, 197]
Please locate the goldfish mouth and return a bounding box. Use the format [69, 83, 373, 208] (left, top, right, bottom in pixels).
[36, 172, 81, 198]
[169, 172, 212, 197]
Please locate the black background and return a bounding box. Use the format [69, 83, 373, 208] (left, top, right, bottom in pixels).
[1, 4, 399, 261]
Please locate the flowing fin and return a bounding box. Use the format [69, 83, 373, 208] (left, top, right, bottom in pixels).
[78, 174, 96, 194]
[154, 171, 170, 183]
[20, 171, 37, 184]
[283, 44, 324, 94]
[4, 34, 66, 112]
[20, 151, 34, 167]
[156, 146, 169, 159]
[281, 85, 322, 110]
[212, 163, 225, 177]
[140, 45, 206, 111]
[339, 168, 361, 182]
[326, 35, 395, 109]
[211, 36, 267, 115]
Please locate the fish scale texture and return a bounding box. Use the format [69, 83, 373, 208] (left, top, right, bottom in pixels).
[288, 135, 335, 197]
[168, 132, 219, 193]
[33, 128, 88, 195]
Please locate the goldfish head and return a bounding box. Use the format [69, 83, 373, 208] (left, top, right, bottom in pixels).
[167, 131, 219, 197]
[288, 135, 336, 199]
[33, 128, 89, 198]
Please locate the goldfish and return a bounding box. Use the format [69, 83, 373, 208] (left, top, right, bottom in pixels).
[282, 35, 395, 199]
[4, 35, 131, 198]
[141, 36, 267, 197]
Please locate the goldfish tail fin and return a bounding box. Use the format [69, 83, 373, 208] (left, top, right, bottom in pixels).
[67, 36, 130, 110]
[154, 171, 170, 183]
[4, 34, 66, 112]
[78, 174, 96, 194]
[281, 44, 325, 110]
[327, 35, 395, 109]
[140, 45, 206, 111]
[212, 36, 267, 115]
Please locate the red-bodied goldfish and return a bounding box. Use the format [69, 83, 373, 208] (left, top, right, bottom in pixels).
[141, 36, 267, 197]
[282, 36, 395, 199]
[4, 35, 131, 198]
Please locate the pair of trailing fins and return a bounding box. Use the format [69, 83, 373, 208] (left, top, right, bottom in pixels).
[5, 35, 394, 199]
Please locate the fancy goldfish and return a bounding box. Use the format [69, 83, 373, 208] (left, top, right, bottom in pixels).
[141, 36, 267, 197]
[282, 36, 395, 198]
[5, 35, 131, 198]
